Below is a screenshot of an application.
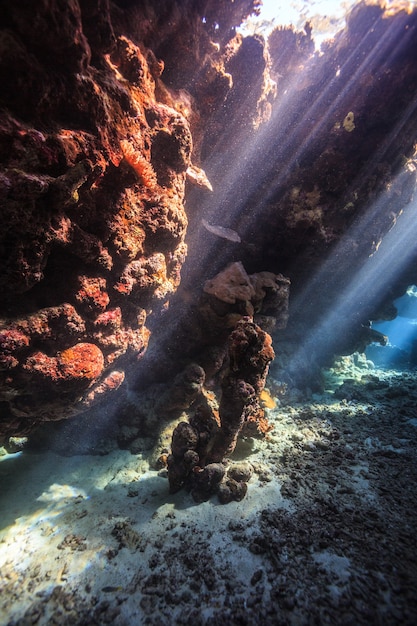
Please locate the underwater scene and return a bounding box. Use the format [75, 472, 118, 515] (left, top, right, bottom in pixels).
[1, 0, 417, 624]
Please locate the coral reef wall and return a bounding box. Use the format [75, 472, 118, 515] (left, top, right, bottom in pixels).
[1, 0, 417, 438]
[0, 0, 263, 439]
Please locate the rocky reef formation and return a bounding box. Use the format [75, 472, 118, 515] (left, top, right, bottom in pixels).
[136, 261, 289, 388]
[110, 260, 288, 500]
[0, 0, 263, 440]
[144, 0, 417, 391]
[1, 0, 417, 444]
[0, 0, 194, 436]
[167, 316, 274, 503]
[152, 261, 285, 503]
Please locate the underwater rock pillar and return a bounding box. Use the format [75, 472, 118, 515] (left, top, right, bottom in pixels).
[209, 377, 255, 462]
[209, 316, 275, 463]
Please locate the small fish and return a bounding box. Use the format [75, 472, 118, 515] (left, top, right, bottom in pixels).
[201, 218, 241, 243]
[186, 164, 213, 191]
[101, 586, 123, 593]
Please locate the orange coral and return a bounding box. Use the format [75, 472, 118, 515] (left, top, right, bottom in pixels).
[245, 408, 273, 435]
[260, 388, 276, 409]
[120, 139, 157, 188]
[58, 343, 104, 381]
[23, 342, 104, 385]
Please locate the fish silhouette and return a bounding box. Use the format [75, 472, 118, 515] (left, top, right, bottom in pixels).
[201, 218, 241, 243]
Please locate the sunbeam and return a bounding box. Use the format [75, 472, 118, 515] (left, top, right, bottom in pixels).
[3, 2, 417, 623]
[284, 167, 417, 370]
[186, 2, 415, 268]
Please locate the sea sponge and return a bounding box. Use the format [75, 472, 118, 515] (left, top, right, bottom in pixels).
[120, 139, 157, 188]
[58, 343, 104, 381]
[260, 388, 276, 409]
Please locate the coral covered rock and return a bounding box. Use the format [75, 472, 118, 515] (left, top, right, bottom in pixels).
[0, 0, 268, 441]
[0, 0, 195, 438]
[167, 316, 274, 502]
[209, 317, 275, 462]
[135, 262, 289, 389]
[170, 1, 417, 384]
[2, 0, 417, 444]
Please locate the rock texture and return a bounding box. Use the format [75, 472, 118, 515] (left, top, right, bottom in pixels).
[166, 317, 275, 502]
[1, 0, 417, 439]
[152, 1, 417, 389]
[0, 1, 195, 435]
[0, 0, 270, 440]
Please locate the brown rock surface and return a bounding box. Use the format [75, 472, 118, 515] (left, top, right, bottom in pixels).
[0, 0, 194, 435]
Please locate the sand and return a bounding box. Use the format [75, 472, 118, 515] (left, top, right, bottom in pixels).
[1, 355, 417, 625]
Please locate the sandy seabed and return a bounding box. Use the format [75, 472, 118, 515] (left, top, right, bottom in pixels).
[1, 356, 417, 626]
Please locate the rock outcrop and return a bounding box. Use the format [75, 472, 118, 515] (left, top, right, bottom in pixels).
[0, 1, 193, 436]
[2, 0, 417, 441]
[153, 1, 417, 387]
[167, 316, 275, 503]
